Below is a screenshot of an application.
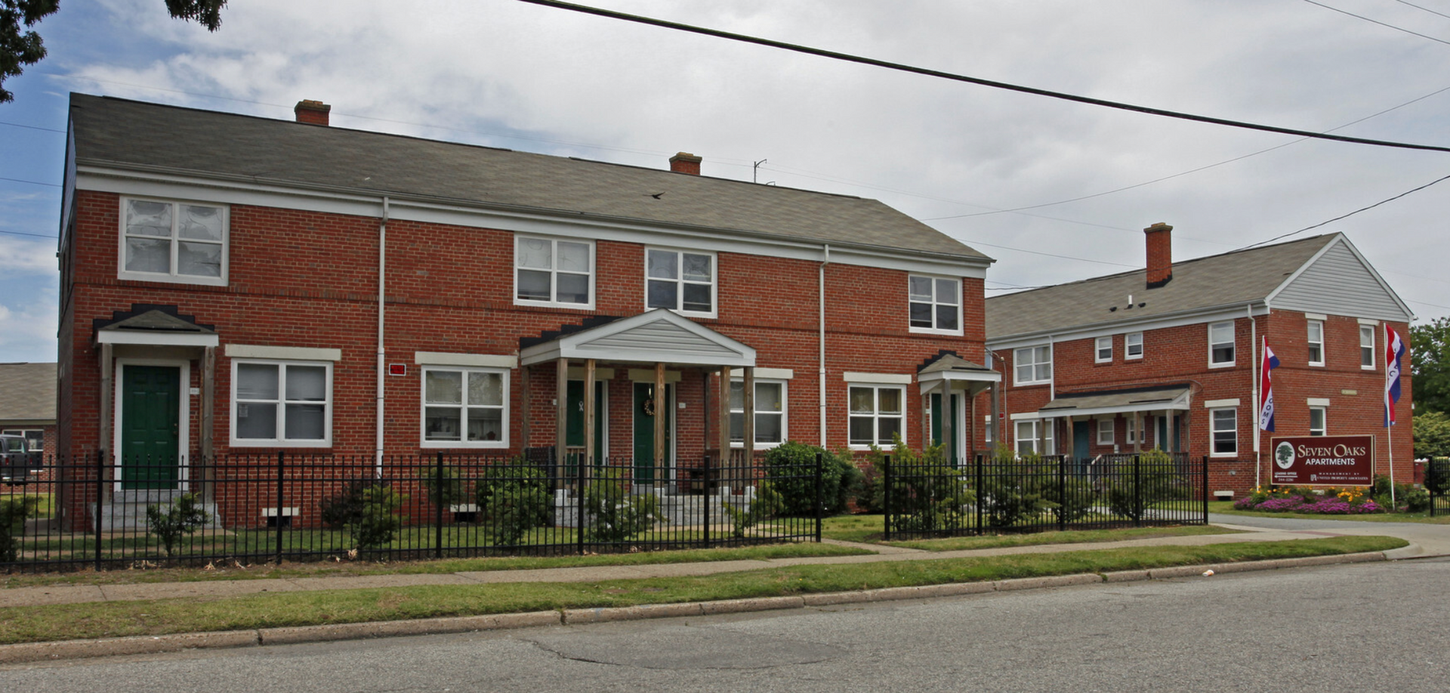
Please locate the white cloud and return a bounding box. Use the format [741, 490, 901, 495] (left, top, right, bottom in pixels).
[0, 295, 58, 363]
[0, 237, 58, 275]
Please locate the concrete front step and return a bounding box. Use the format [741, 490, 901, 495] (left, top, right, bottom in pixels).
[96, 490, 221, 531]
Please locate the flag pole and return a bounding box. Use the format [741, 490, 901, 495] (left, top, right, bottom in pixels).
[1251, 309, 1260, 490]
[1386, 324, 1396, 508]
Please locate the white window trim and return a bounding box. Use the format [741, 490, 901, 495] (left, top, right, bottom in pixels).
[1209, 407, 1237, 457]
[984, 415, 993, 443]
[729, 379, 787, 450]
[1125, 332, 1143, 360]
[1095, 336, 1112, 364]
[1307, 320, 1325, 367]
[847, 383, 907, 450]
[1096, 418, 1114, 445]
[908, 274, 964, 336]
[419, 365, 511, 449]
[513, 235, 596, 310]
[229, 359, 333, 448]
[644, 247, 718, 319]
[1125, 416, 1139, 445]
[1309, 406, 1328, 437]
[1014, 418, 1054, 456]
[117, 197, 229, 287]
[113, 358, 192, 491]
[1360, 324, 1376, 370]
[1208, 321, 1235, 368]
[1013, 345, 1053, 386]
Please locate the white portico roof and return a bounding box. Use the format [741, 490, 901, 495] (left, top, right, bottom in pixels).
[519, 309, 756, 368]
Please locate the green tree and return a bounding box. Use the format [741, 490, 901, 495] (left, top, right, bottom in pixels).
[1411, 317, 1450, 415]
[1413, 410, 1450, 459]
[1, 0, 226, 103]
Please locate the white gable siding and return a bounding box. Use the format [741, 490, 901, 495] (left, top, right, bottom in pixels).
[1270, 241, 1412, 321]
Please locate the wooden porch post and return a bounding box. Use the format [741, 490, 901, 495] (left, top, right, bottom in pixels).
[201, 346, 215, 458]
[584, 359, 596, 467]
[742, 366, 755, 466]
[943, 384, 953, 464]
[654, 362, 665, 483]
[719, 366, 731, 487]
[989, 381, 1000, 455]
[520, 365, 531, 449]
[555, 357, 569, 480]
[969, 390, 978, 458]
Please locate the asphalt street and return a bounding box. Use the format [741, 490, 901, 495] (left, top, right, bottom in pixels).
[2, 558, 1445, 692]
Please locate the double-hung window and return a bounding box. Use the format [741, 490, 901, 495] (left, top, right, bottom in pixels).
[1126, 332, 1143, 360]
[515, 236, 593, 307]
[1014, 346, 1052, 386]
[729, 380, 785, 448]
[848, 385, 904, 447]
[422, 367, 509, 448]
[646, 249, 715, 316]
[1307, 321, 1325, 366]
[1209, 322, 1235, 367]
[1126, 416, 1139, 445]
[232, 361, 331, 446]
[1210, 408, 1237, 456]
[909, 275, 961, 334]
[1097, 419, 1114, 445]
[1360, 324, 1375, 369]
[1015, 420, 1053, 456]
[1095, 336, 1112, 363]
[120, 198, 227, 285]
[1309, 407, 1327, 437]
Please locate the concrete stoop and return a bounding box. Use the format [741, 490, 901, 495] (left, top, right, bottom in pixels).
[0, 550, 1391, 666]
[96, 490, 221, 532]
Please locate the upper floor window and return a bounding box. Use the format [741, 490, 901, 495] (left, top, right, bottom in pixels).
[1126, 332, 1143, 360]
[1209, 321, 1235, 367]
[1307, 320, 1325, 366]
[232, 360, 331, 447]
[1360, 324, 1376, 369]
[848, 384, 904, 448]
[120, 198, 227, 286]
[422, 366, 509, 448]
[1095, 336, 1112, 363]
[1014, 345, 1052, 385]
[516, 236, 593, 308]
[730, 380, 785, 448]
[646, 249, 715, 316]
[909, 275, 961, 334]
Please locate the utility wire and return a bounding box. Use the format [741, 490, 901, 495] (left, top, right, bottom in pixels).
[1394, 0, 1450, 22]
[1304, 0, 1450, 46]
[1237, 171, 1450, 250]
[960, 239, 1137, 268]
[0, 176, 59, 188]
[519, 0, 1450, 153]
[0, 228, 57, 239]
[0, 120, 64, 133]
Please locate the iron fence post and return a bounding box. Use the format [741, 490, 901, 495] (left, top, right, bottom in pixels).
[814, 451, 824, 543]
[435, 451, 445, 560]
[703, 453, 712, 549]
[94, 449, 104, 572]
[1133, 454, 1142, 528]
[883, 456, 893, 541]
[1058, 454, 1066, 532]
[275, 450, 286, 564]
[1201, 456, 1210, 524]
[576, 448, 585, 556]
[974, 453, 983, 536]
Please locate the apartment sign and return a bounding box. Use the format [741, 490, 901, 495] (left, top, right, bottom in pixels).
[1270, 435, 1374, 486]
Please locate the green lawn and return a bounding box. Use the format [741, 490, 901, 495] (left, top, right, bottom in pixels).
[0, 535, 1404, 646]
[820, 514, 1234, 549]
[1207, 501, 1450, 524]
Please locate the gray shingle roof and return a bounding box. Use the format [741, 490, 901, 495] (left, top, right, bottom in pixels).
[986, 234, 1337, 338]
[0, 363, 57, 424]
[69, 94, 987, 261]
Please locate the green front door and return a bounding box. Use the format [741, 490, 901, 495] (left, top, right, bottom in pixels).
[632, 382, 672, 483]
[120, 365, 181, 490]
[565, 380, 606, 464]
[929, 392, 961, 466]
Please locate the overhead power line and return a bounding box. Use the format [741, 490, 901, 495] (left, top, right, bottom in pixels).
[1394, 0, 1450, 22]
[1304, 0, 1450, 47]
[0, 176, 60, 188]
[0, 228, 58, 239]
[1238, 171, 1450, 250]
[519, 0, 1450, 153]
[0, 120, 64, 133]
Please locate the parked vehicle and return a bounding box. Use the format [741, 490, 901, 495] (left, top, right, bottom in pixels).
[0, 434, 39, 484]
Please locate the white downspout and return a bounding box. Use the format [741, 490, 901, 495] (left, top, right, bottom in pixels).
[819, 244, 830, 447]
[376, 197, 390, 476]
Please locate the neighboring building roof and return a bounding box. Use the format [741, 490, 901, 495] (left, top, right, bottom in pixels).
[0, 362, 57, 424]
[68, 94, 989, 262]
[986, 233, 1413, 340]
[1038, 384, 1192, 418]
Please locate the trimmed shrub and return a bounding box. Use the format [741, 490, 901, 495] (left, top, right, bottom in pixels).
[1107, 450, 1184, 521]
[0, 496, 37, 563]
[762, 441, 860, 516]
[726, 481, 784, 538]
[476, 462, 550, 546]
[872, 436, 976, 533]
[583, 466, 663, 543]
[320, 481, 407, 551]
[145, 492, 209, 557]
[419, 464, 468, 510]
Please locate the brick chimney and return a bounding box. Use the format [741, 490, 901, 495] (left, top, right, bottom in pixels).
[1145, 222, 1173, 288]
[669, 152, 702, 175]
[294, 100, 331, 126]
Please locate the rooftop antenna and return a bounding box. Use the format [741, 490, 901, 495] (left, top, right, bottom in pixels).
[753, 159, 767, 184]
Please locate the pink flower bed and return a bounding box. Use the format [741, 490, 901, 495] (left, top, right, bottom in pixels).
[1233, 494, 1382, 514]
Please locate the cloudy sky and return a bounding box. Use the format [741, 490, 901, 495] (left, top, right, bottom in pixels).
[2, 0, 1448, 362]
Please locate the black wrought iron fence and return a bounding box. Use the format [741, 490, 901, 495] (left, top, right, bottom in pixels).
[0, 451, 823, 572]
[1427, 458, 1449, 518]
[883, 452, 1208, 540]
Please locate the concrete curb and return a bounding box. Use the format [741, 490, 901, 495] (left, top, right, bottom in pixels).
[0, 551, 1392, 666]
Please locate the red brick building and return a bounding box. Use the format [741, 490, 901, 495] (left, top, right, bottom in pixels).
[981, 224, 1414, 497]
[0, 362, 57, 464]
[56, 95, 1000, 525]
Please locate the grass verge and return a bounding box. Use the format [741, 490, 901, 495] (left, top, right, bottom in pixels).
[0, 535, 1404, 646]
[888, 525, 1240, 552]
[0, 543, 872, 589]
[1207, 501, 1450, 524]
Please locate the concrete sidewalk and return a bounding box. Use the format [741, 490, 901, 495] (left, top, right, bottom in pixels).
[2, 520, 1431, 609]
